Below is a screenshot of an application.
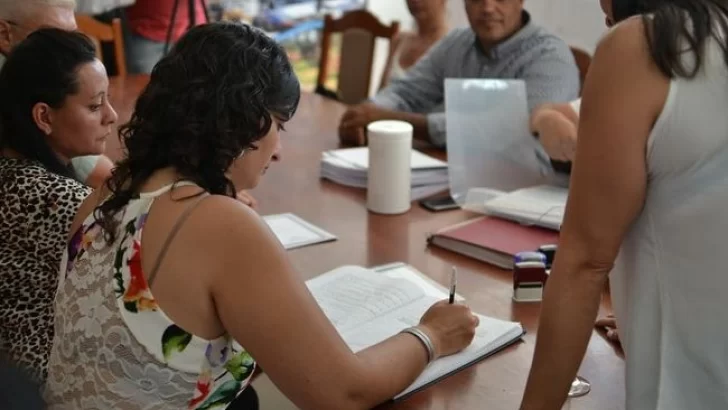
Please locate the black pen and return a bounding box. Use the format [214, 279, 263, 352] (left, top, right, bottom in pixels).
[449, 266, 457, 304]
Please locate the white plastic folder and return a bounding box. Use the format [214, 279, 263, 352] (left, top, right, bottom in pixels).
[444, 79, 558, 208]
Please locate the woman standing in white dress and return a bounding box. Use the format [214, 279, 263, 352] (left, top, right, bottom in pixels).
[521, 0, 728, 408]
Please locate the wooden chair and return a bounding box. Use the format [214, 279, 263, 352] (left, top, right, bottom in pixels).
[75, 14, 127, 77]
[316, 10, 399, 104]
[570, 46, 592, 95]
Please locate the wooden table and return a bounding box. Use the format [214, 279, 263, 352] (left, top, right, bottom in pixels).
[108, 75, 625, 410]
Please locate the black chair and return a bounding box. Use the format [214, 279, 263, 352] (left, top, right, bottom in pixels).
[0, 357, 44, 410]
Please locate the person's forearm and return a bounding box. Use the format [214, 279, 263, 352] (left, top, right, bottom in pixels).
[375, 109, 431, 142]
[346, 332, 430, 408]
[520, 262, 607, 410]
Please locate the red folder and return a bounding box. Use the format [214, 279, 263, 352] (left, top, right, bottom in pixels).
[427, 216, 559, 269]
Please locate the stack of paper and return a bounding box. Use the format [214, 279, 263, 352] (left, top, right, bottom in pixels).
[482, 185, 568, 231]
[320, 147, 449, 200]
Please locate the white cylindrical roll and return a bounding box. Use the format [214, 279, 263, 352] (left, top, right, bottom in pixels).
[367, 120, 413, 214]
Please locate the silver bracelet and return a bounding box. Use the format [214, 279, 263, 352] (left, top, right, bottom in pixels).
[400, 326, 435, 363]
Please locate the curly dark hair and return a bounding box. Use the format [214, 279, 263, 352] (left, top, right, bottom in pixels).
[96, 22, 300, 242]
[0, 28, 97, 179]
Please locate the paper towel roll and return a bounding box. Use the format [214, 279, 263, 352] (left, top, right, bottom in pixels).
[367, 120, 413, 214]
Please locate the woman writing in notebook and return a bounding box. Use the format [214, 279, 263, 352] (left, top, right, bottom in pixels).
[521, 0, 728, 409]
[44, 22, 478, 409]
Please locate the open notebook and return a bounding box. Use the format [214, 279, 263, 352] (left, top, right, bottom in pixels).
[305, 262, 525, 400]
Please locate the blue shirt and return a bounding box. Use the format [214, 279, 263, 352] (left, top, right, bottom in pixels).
[372, 12, 581, 147]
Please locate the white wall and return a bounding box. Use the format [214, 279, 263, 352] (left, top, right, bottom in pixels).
[539, 0, 608, 53]
[367, 0, 415, 30]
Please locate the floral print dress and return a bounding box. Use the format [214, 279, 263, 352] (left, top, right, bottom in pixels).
[44, 183, 255, 409]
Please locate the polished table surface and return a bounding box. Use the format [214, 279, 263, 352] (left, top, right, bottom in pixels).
[108, 75, 625, 410]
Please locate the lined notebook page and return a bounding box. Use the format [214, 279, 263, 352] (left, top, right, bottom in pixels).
[306, 264, 523, 399]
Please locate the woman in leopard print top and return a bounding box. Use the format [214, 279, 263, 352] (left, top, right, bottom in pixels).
[0, 29, 117, 382]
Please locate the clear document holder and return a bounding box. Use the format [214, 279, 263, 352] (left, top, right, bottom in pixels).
[444, 79, 566, 213]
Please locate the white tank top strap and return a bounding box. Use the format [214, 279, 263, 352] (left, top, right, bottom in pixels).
[138, 180, 200, 199]
[388, 35, 408, 81]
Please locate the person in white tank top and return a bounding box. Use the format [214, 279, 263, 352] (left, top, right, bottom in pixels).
[380, 0, 448, 86]
[520, 1, 728, 409]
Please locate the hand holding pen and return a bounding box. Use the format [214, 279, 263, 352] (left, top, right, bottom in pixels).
[449, 266, 458, 304]
[414, 266, 478, 360]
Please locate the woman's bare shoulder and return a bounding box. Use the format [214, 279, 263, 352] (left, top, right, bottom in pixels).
[190, 194, 289, 283]
[595, 16, 651, 66]
[193, 194, 280, 250]
[196, 194, 262, 227]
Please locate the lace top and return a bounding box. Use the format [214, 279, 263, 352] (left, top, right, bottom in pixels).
[44, 183, 255, 409]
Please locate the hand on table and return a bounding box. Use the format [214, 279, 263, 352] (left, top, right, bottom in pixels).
[338, 103, 384, 146]
[338, 126, 366, 146]
[595, 314, 620, 344]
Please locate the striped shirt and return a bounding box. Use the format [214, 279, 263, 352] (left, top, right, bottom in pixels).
[372, 12, 580, 147]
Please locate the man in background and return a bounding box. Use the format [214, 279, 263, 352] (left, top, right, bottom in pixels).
[0, 0, 114, 188]
[339, 0, 580, 148]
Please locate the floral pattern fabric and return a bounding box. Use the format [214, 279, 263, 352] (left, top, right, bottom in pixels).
[44, 184, 255, 409]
